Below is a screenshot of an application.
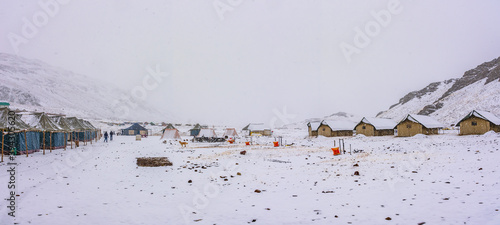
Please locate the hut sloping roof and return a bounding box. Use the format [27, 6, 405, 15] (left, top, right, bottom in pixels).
[457, 110, 500, 126]
[400, 114, 444, 129]
[243, 123, 269, 131]
[0, 107, 33, 130]
[358, 117, 396, 130]
[197, 128, 217, 138]
[23, 113, 62, 131]
[307, 122, 321, 131]
[321, 120, 356, 131]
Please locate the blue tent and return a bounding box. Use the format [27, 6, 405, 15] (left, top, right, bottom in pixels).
[121, 123, 148, 136]
[0, 107, 41, 155]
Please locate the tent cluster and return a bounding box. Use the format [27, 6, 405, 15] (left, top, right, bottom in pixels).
[0, 106, 100, 158]
[160, 124, 239, 142]
[308, 110, 500, 137]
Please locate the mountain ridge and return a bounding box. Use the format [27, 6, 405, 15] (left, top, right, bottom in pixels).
[0, 53, 170, 122]
[377, 56, 500, 125]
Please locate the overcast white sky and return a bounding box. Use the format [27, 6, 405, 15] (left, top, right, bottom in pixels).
[1, 0, 500, 126]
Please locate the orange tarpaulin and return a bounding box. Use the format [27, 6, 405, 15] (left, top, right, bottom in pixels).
[332, 147, 340, 155]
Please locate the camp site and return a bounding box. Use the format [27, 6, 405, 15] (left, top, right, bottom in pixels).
[2, 1, 500, 224]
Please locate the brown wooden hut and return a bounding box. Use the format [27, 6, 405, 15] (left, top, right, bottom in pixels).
[395, 114, 444, 137]
[317, 120, 355, 137]
[306, 121, 321, 137]
[456, 110, 500, 135]
[354, 117, 396, 136]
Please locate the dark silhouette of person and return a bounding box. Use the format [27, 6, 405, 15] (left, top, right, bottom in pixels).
[104, 131, 108, 142]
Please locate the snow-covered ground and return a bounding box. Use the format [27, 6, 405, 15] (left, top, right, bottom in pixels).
[1, 129, 500, 225]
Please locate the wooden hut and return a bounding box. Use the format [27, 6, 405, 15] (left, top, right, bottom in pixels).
[306, 121, 321, 137]
[456, 110, 500, 135]
[317, 120, 356, 137]
[395, 114, 444, 137]
[354, 117, 396, 136]
[242, 123, 272, 136]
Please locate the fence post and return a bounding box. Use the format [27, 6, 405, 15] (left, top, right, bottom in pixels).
[24, 130, 28, 157]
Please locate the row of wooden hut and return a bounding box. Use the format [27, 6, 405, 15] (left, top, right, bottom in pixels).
[307, 110, 500, 137]
[0, 106, 101, 159]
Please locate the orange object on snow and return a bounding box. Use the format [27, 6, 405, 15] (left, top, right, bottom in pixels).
[228, 139, 235, 144]
[332, 147, 340, 155]
[273, 142, 279, 147]
[245, 142, 250, 146]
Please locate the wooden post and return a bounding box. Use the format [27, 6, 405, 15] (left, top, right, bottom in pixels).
[64, 132, 67, 150]
[24, 131, 28, 157]
[49, 132, 52, 153]
[70, 132, 73, 149]
[1, 131, 4, 162]
[42, 131, 46, 155]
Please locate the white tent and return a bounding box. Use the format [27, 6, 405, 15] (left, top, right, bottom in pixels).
[197, 128, 217, 138]
[160, 129, 181, 140]
[223, 128, 238, 137]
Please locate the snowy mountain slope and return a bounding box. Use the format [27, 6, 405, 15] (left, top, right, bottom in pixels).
[280, 111, 361, 129]
[0, 53, 170, 122]
[377, 56, 500, 125]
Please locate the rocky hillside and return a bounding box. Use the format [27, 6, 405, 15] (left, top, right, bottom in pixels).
[0, 53, 170, 122]
[377, 56, 500, 125]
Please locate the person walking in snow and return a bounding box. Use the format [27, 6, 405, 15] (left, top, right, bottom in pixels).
[104, 131, 108, 142]
[110, 131, 114, 141]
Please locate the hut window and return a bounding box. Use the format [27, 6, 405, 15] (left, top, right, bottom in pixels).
[362, 126, 366, 130]
[406, 124, 412, 129]
[471, 121, 477, 126]
[322, 128, 325, 131]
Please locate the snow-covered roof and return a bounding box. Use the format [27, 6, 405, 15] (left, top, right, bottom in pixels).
[243, 123, 270, 131]
[400, 114, 444, 129]
[321, 120, 356, 131]
[161, 129, 180, 140]
[307, 122, 321, 131]
[457, 110, 500, 126]
[223, 128, 238, 137]
[358, 117, 396, 130]
[0, 107, 33, 130]
[197, 128, 217, 138]
[22, 113, 62, 131]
